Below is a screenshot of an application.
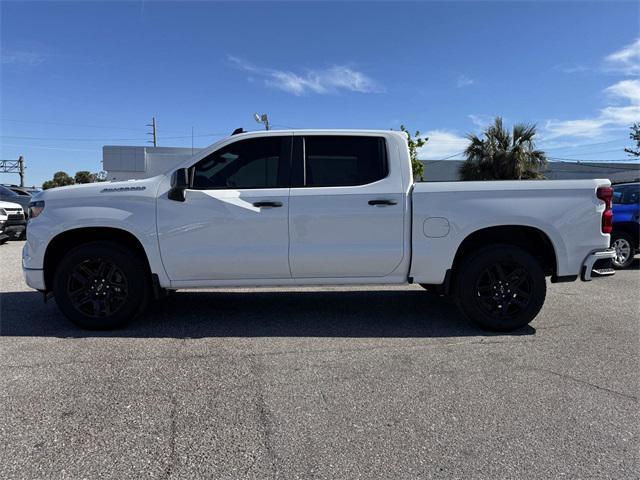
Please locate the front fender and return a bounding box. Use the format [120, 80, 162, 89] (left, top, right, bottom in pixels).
[23, 199, 168, 288]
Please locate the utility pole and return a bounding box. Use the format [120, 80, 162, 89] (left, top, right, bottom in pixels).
[0, 156, 25, 186]
[18, 156, 24, 187]
[147, 117, 157, 147]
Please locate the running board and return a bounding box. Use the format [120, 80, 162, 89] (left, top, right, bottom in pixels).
[592, 267, 615, 277]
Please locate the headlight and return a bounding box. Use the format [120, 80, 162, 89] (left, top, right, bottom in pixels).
[28, 200, 45, 219]
[0, 208, 6, 216]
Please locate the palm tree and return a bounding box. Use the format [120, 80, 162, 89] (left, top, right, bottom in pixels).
[459, 117, 547, 181]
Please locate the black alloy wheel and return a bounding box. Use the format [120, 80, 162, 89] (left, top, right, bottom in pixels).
[474, 260, 533, 319]
[67, 258, 129, 318]
[455, 245, 546, 331]
[53, 241, 149, 329]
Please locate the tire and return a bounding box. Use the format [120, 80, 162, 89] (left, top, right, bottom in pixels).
[53, 241, 150, 329]
[419, 284, 438, 294]
[611, 231, 635, 269]
[455, 245, 546, 332]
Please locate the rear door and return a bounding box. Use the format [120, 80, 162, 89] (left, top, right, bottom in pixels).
[288, 134, 405, 278]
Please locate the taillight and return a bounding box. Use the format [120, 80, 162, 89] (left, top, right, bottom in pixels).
[596, 186, 613, 234]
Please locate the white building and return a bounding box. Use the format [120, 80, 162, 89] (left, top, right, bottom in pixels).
[103, 146, 200, 181]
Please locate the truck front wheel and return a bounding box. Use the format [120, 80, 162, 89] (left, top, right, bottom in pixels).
[53, 241, 149, 329]
[455, 245, 546, 331]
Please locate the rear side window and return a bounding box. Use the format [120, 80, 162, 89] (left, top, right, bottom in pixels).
[613, 185, 640, 205]
[192, 136, 291, 189]
[300, 136, 388, 187]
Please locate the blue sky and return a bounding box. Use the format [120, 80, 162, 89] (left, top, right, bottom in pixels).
[1, 1, 639, 187]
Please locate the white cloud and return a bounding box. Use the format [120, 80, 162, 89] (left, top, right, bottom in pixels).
[605, 79, 640, 104]
[456, 74, 474, 88]
[418, 130, 468, 159]
[544, 118, 608, 139]
[228, 55, 382, 95]
[468, 114, 496, 128]
[604, 38, 640, 76]
[544, 42, 640, 141]
[554, 63, 588, 74]
[1, 48, 46, 66]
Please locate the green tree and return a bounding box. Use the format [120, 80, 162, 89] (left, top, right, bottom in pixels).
[459, 117, 547, 181]
[94, 171, 108, 182]
[42, 171, 75, 190]
[400, 125, 428, 181]
[624, 123, 640, 157]
[74, 170, 96, 184]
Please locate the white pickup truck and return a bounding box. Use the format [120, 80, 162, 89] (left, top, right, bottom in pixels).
[23, 129, 616, 331]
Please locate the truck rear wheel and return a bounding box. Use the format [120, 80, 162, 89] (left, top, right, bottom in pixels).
[455, 245, 546, 331]
[53, 241, 149, 329]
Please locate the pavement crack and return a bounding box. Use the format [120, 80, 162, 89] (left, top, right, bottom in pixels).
[250, 357, 280, 480]
[162, 394, 178, 480]
[1, 337, 536, 370]
[525, 366, 638, 402]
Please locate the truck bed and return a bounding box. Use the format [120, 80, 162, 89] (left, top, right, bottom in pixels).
[409, 179, 611, 284]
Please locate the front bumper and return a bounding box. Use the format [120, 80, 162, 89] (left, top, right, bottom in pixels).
[4, 218, 26, 238]
[581, 248, 616, 281]
[23, 267, 46, 291]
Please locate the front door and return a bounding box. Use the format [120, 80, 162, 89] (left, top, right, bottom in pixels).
[157, 135, 292, 282]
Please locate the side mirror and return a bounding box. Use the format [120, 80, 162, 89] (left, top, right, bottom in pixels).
[168, 168, 189, 202]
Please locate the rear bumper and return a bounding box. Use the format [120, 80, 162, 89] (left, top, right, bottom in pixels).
[581, 248, 616, 281]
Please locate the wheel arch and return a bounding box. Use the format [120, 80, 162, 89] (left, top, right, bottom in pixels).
[43, 227, 152, 292]
[451, 225, 558, 285]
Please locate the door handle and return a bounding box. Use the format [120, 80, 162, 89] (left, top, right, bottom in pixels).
[368, 199, 397, 206]
[252, 201, 283, 208]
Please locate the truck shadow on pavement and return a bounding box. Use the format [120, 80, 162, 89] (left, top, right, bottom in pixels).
[0, 289, 535, 338]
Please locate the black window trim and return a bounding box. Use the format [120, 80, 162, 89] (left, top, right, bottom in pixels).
[188, 135, 293, 190]
[292, 135, 390, 188]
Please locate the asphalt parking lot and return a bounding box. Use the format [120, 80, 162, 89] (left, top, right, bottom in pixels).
[0, 240, 638, 479]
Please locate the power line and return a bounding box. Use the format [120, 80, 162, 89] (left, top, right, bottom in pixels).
[549, 156, 638, 162]
[546, 148, 626, 157]
[0, 117, 192, 135]
[0, 143, 96, 152]
[420, 151, 466, 162]
[539, 139, 623, 150]
[549, 160, 640, 170]
[0, 132, 227, 142]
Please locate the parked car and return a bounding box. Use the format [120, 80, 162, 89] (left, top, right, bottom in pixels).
[0, 185, 31, 214]
[23, 129, 615, 331]
[0, 200, 26, 240]
[0, 207, 8, 244]
[2, 184, 41, 196]
[611, 182, 640, 269]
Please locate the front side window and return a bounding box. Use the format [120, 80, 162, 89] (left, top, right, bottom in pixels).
[192, 136, 290, 189]
[301, 136, 388, 187]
